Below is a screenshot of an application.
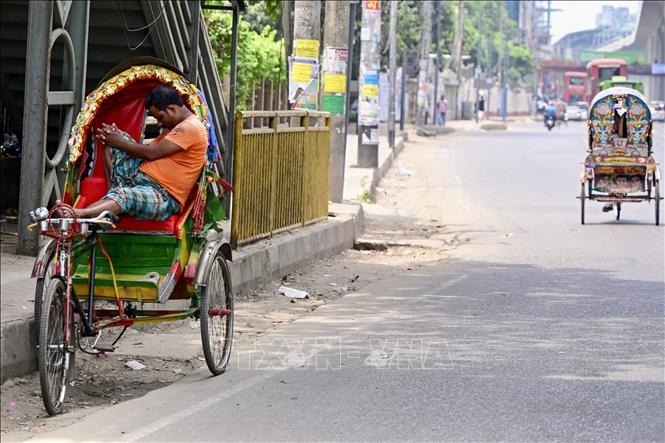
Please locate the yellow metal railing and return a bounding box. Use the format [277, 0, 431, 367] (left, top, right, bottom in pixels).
[231, 110, 331, 248]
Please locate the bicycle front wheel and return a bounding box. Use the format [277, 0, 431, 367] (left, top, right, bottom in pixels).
[39, 278, 74, 415]
[199, 253, 234, 375]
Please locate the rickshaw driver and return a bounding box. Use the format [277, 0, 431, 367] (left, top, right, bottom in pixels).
[70, 85, 208, 221]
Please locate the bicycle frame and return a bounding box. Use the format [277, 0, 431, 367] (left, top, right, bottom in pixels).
[39, 214, 205, 353]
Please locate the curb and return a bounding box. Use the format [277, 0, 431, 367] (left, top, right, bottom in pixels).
[1, 319, 38, 383]
[367, 135, 406, 201]
[229, 203, 363, 294]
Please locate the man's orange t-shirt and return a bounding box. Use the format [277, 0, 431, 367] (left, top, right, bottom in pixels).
[139, 115, 207, 209]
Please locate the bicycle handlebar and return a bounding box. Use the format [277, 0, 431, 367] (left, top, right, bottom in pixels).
[27, 208, 119, 233]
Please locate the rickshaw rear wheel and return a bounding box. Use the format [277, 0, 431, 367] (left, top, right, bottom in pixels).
[39, 278, 75, 416]
[579, 183, 585, 225]
[199, 252, 234, 375]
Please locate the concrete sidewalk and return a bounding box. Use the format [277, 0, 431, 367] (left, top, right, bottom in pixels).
[0, 125, 415, 383]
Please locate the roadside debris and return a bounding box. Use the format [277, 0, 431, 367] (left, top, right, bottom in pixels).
[395, 168, 412, 177]
[124, 360, 146, 371]
[416, 127, 437, 137]
[480, 122, 507, 131]
[277, 286, 310, 299]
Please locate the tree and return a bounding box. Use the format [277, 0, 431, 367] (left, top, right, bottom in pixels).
[205, 10, 286, 110]
[243, 0, 283, 35]
[508, 43, 535, 87]
[374, 1, 455, 72]
[457, 1, 536, 86]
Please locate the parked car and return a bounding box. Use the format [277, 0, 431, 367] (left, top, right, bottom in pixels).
[650, 100, 665, 122]
[575, 101, 589, 112]
[565, 104, 588, 121]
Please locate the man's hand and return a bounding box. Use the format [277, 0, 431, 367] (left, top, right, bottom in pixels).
[96, 123, 133, 146]
[95, 122, 180, 160]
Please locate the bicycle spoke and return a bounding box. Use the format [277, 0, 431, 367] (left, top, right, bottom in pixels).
[39, 279, 72, 415]
[200, 253, 234, 375]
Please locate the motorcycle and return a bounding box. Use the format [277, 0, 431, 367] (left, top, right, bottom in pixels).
[545, 116, 555, 131]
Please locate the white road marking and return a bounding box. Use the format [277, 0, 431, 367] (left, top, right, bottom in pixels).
[123, 371, 276, 441]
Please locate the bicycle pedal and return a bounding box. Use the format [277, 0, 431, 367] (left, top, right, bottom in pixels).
[94, 344, 116, 353]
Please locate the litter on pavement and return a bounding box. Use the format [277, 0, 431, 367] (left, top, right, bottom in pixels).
[277, 286, 310, 299]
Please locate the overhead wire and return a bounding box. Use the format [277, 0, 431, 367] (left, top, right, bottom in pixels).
[114, 0, 167, 51]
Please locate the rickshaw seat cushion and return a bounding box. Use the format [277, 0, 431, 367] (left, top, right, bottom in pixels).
[115, 214, 181, 235]
[76, 176, 187, 236]
[77, 177, 108, 209]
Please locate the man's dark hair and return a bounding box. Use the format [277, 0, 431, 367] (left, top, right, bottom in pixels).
[146, 85, 185, 110]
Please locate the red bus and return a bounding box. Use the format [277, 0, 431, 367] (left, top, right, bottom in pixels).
[562, 71, 588, 103]
[586, 58, 628, 99]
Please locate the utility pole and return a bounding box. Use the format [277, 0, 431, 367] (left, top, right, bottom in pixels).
[322, 1, 350, 202]
[417, 0, 432, 125]
[388, 0, 397, 147]
[452, 1, 464, 120]
[432, 1, 440, 126]
[343, 1, 357, 151]
[281, 1, 293, 109]
[400, 51, 406, 131]
[500, 4, 508, 121]
[475, 6, 482, 123]
[357, 0, 381, 167]
[291, 1, 321, 110]
[417, 1, 432, 125]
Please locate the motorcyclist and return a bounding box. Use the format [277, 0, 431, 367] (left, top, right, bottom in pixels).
[544, 102, 557, 126]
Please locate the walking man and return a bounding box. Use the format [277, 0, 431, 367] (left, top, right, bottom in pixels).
[477, 93, 485, 121]
[437, 94, 448, 126]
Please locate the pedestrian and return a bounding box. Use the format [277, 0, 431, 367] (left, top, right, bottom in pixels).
[477, 93, 485, 121]
[436, 94, 448, 126]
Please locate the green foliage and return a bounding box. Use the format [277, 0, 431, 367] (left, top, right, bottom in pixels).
[205, 9, 286, 110]
[360, 189, 372, 203]
[508, 43, 535, 85]
[376, 1, 454, 70]
[378, 1, 426, 67]
[244, 0, 283, 36]
[454, 0, 535, 86]
[436, 1, 456, 55]
[396, 1, 424, 57]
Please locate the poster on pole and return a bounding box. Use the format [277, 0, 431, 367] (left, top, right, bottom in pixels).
[358, 0, 381, 129]
[361, 1, 382, 48]
[358, 69, 380, 127]
[289, 56, 319, 110]
[323, 47, 348, 77]
[294, 39, 320, 59]
[378, 70, 403, 122]
[322, 46, 348, 114]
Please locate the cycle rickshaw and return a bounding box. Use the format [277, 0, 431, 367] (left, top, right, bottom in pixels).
[579, 86, 662, 224]
[28, 59, 234, 415]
